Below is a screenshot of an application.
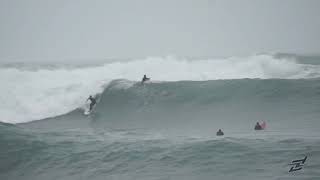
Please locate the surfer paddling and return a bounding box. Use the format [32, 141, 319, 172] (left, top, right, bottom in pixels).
[254, 122, 263, 130]
[216, 129, 224, 136]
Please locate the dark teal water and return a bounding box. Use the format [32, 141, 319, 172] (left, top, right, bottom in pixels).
[1, 79, 320, 180]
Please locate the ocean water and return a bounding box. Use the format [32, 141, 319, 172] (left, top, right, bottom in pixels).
[1, 54, 320, 180]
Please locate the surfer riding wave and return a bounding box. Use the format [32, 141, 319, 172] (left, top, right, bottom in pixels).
[87, 95, 96, 111]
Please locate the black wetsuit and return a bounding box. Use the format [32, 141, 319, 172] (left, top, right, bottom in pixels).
[141, 76, 150, 84]
[254, 124, 262, 130]
[88, 97, 96, 111]
[216, 130, 224, 136]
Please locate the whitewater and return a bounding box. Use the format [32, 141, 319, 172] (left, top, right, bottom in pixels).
[1, 54, 320, 123]
[1, 54, 320, 180]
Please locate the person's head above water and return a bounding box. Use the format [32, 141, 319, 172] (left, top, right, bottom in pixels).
[216, 129, 224, 136]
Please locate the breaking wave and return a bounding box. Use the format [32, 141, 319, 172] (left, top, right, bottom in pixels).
[1, 54, 320, 123]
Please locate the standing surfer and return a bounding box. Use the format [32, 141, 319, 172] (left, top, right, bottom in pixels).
[141, 74, 150, 84]
[87, 95, 96, 111]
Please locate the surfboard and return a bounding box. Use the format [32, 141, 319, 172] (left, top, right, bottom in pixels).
[84, 110, 90, 115]
[141, 78, 151, 85]
[83, 103, 91, 115]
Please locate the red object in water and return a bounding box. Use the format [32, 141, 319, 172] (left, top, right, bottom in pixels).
[261, 121, 266, 129]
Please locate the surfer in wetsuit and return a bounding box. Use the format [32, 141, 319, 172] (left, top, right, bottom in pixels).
[87, 95, 96, 111]
[141, 74, 150, 84]
[254, 122, 262, 130]
[216, 129, 224, 136]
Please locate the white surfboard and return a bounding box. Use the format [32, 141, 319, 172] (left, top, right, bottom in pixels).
[84, 109, 91, 115]
[83, 101, 91, 115]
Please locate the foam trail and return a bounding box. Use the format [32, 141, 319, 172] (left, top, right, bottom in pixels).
[1, 55, 319, 123]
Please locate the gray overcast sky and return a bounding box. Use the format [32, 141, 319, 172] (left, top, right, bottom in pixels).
[0, 0, 319, 62]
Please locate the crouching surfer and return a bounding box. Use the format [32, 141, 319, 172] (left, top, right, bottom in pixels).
[87, 95, 96, 111]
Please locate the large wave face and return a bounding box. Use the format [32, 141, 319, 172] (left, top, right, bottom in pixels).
[1, 54, 320, 123]
[19, 78, 320, 137]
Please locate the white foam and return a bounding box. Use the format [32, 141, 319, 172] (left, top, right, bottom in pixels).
[1, 55, 319, 123]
